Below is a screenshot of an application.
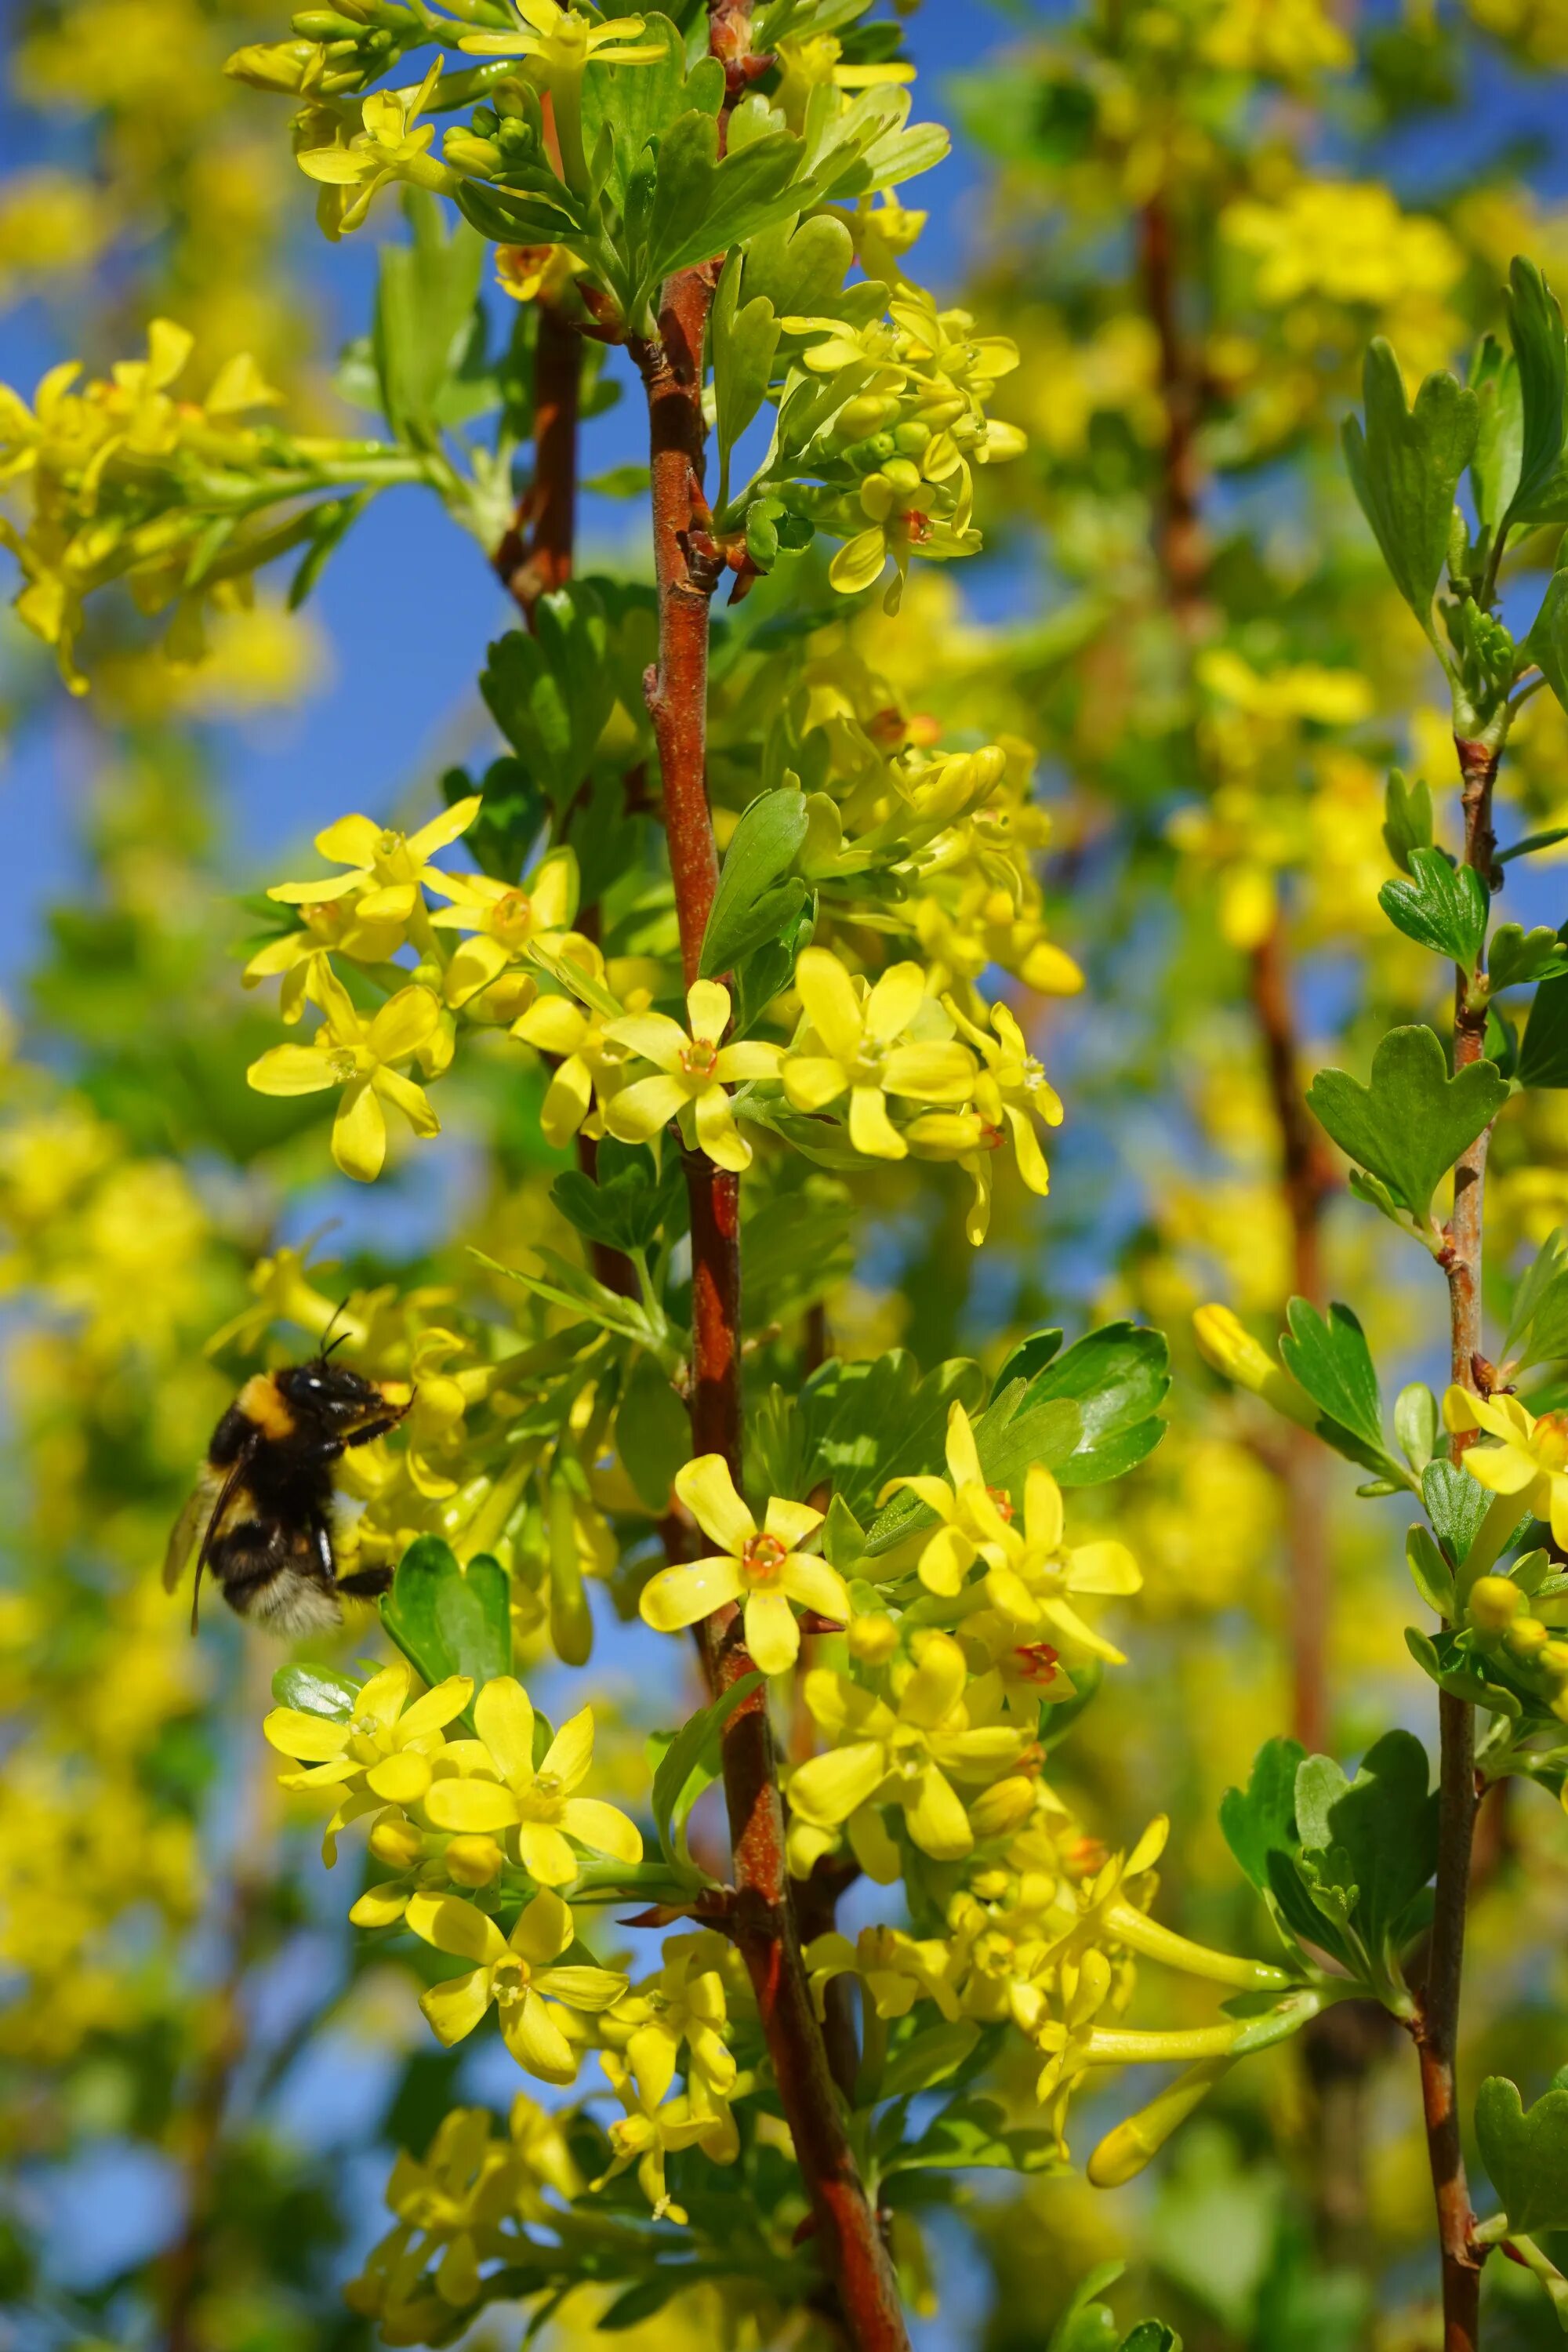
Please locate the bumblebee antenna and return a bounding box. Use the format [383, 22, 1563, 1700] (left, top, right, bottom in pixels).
[320, 1297, 352, 1360]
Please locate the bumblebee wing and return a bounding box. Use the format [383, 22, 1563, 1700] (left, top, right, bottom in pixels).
[164, 1471, 220, 1592]
[190, 1440, 260, 1633]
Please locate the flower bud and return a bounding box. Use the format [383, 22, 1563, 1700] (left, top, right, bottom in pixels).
[1507, 1614, 1550, 1660]
[369, 1813, 423, 1868]
[445, 1834, 505, 1887]
[837, 393, 899, 441]
[1192, 1304, 1319, 1430]
[967, 1777, 1036, 1838]
[1541, 1639, 1568, 1679]
[847, 1612, 898, 1664]
[892, 419, 932, 455]
[881, 456, 923, 495]
[225, 36, 316, 88]
[1468, 1574, 1523, 1632]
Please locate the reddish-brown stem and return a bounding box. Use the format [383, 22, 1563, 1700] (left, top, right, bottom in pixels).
[494, 300, 581, 617]
[1248, 922, 1338, 1751]
[1138, 194, 1207, 626]
[1411, 734, 1500, 2352]
[635, 262, 908, 2347]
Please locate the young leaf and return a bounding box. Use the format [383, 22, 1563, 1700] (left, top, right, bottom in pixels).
[372, 191, 486, 444]
[550, 1140, 681, 1254]
[1394, 1381, 1440, 1473]
[1220, 1737, 1305, 1896]
[1487, 922, 1568, 995]
[1520, 968, 1568, 1087]
[480, 586, 614, 804]
[992, 1321, 1171, 1490]
[650, 1671, 764, 1866]
[1377, 847, 1487, 968]
[878, 2017, 982, 2100]
[1528, 565, 1568, 721]
[1421, 1457, 1494, 1565]
[1406, 1523, 1456, 1615]
[1469, 333, 1523, 533]
[1306, 1025, 1508, 1221]
[1047, 2264, 1127, 2352]
[699, 786, 809, 977]
[1341, 340, 1479, 637]
[1294, 1730, 1437, 1957]
[1504, 257, 1568, 528]
[711, 248, 781, 504]
[1382, 770, 1434, 875]
[1506, 1229, 1568, 1366]
[615, 1353, 690, 1514]
[1475, 2076, 1568, 2235]
[380, 1537, 512, 1699]
[1278, 1299, 1384, 1455]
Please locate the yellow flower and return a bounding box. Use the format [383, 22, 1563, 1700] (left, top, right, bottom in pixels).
[592, 2051, 737, 2223]
[603, 981, 781, 1174]
[804, 1924, 961, 2021]
[944, 998, 1062, 1194]
[371, 2107, 517, 2314]
[606, 1932, 738, 2104]
[246, 960, 443, 1182]
[423, 1676, 642, 1886]
[829, 463, 981, 614]
[426, 848, 579, 1009]
[408, 1886, 624, 2078]
[295, 61, 457, 238]
[243, 891, 406, 1022]
[982, 1466, 1142, 1665]
[510, 978, 648, 1146]
[267, 795, 481, 932]
[263, 1661, 473, 1859]
[878, 1399, 1014, 1595]
[1445, 1386, 1568, 1545]
[786, 1630, 1024, 1863]
[771, 31, 915, 129]
[639, 1455, 847, 1676]
[456, 2, 665, 194]
[782, 949, 975, 1159]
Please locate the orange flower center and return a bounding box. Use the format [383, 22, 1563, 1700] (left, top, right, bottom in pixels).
[987, 1485, 1014, 1521]
[305, 898, 346, 934]
[492, 890, 533, 946]
[1536, 1411, 1568, 1470]
[681, 1039, 719, 1077]
[1012, 1642, 1060, 1686]
[742, 1532, 787, 1584]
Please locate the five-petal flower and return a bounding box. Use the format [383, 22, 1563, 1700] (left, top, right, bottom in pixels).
[423, 1676, 642, 1886]
[638, 1455, 848, 1676]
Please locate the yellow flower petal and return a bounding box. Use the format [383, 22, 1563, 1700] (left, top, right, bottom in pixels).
[640, 1552, 746, 1632]
[474, 1675, 535, 1790]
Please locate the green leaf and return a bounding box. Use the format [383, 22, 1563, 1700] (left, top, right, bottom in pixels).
[644, 112, 807, 289]
[1469, 332, 1523, 533]
[1395, 1381, 1440, 1473]
[1047, 2264, 1127, 2352]
[755, 1348, 985, 1522]
[1220, 1737, 1305, 1897]
[1498, 826, 1568, 865]
[1377, 848, 1487, 968]
[699, 786, 809, 977]
[883, 2095, 1065, 2177]
[373, 191, 486, 444]
[1278, 1298, 1384, 1454]
[579, 12, 719, 211]
[1294, 1730, 1437, 1957]
[1341, 340, 1478, 635]
[1527, 565, 1568, 720]
[1505, 258, 1568, 527]
[616, 1353, 691, 1514]
[1521, 971, 1568, 1087]
[271, 1662, 361, 1720]
[1487, 923, 1568, 994]
[550, 1139, 681, 1254]
[1121, 2329, 1181, 2352]
[479, 585, 614, 804]
[711, 247, 781, 503]
[1306, 1025, 1508, 1221]
[1382, 769, 1434, 875]
[380, 1537, 512, 1700]
[880, 2018, 982, 2101]
[990, 1321, 1171, 1490]
[1406, 1524, 1456, 1615]
[739, 209, 855, 321]
[1406, 1623, 1524, 1715]
[649, 1672, 764, 1867]
[1421, 1457, 1494, 1565]
[1476, 2076, 1568, 2234]
[1506, 1229, 1568, 1366]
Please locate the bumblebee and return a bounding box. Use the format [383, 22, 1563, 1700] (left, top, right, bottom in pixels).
[165, 1352, 409, 1634]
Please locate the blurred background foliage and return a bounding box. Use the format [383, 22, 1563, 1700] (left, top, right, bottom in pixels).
[7, 0, 1568, 2346]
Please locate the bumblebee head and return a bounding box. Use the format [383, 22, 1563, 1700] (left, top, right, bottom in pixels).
[278, 1356, 406, 1431]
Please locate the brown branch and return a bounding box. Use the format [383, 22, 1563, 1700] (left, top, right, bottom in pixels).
[494, 299, 580, 619]
[633, 235, 909, 2350]
[1411, 734, 1500, 2352]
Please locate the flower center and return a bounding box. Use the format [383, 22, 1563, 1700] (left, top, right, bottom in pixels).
[305, 899, 345, 934]
[1013, 1643, 1059, 1684]
[327, 1047, 361, 1083]
[1537, 1411, 1568, 1470]
[742, 1532, 787, 1584]
[987, 1485, 1014, 1522]
[492, 1955, 529, 2008]
[492, 890, 533, 947]
[681, 1039, 719, 1078]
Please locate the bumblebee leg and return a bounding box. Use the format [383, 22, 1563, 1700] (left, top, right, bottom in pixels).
[343, 1416, 401, 1450]
[335, 1565, 394, 1599]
